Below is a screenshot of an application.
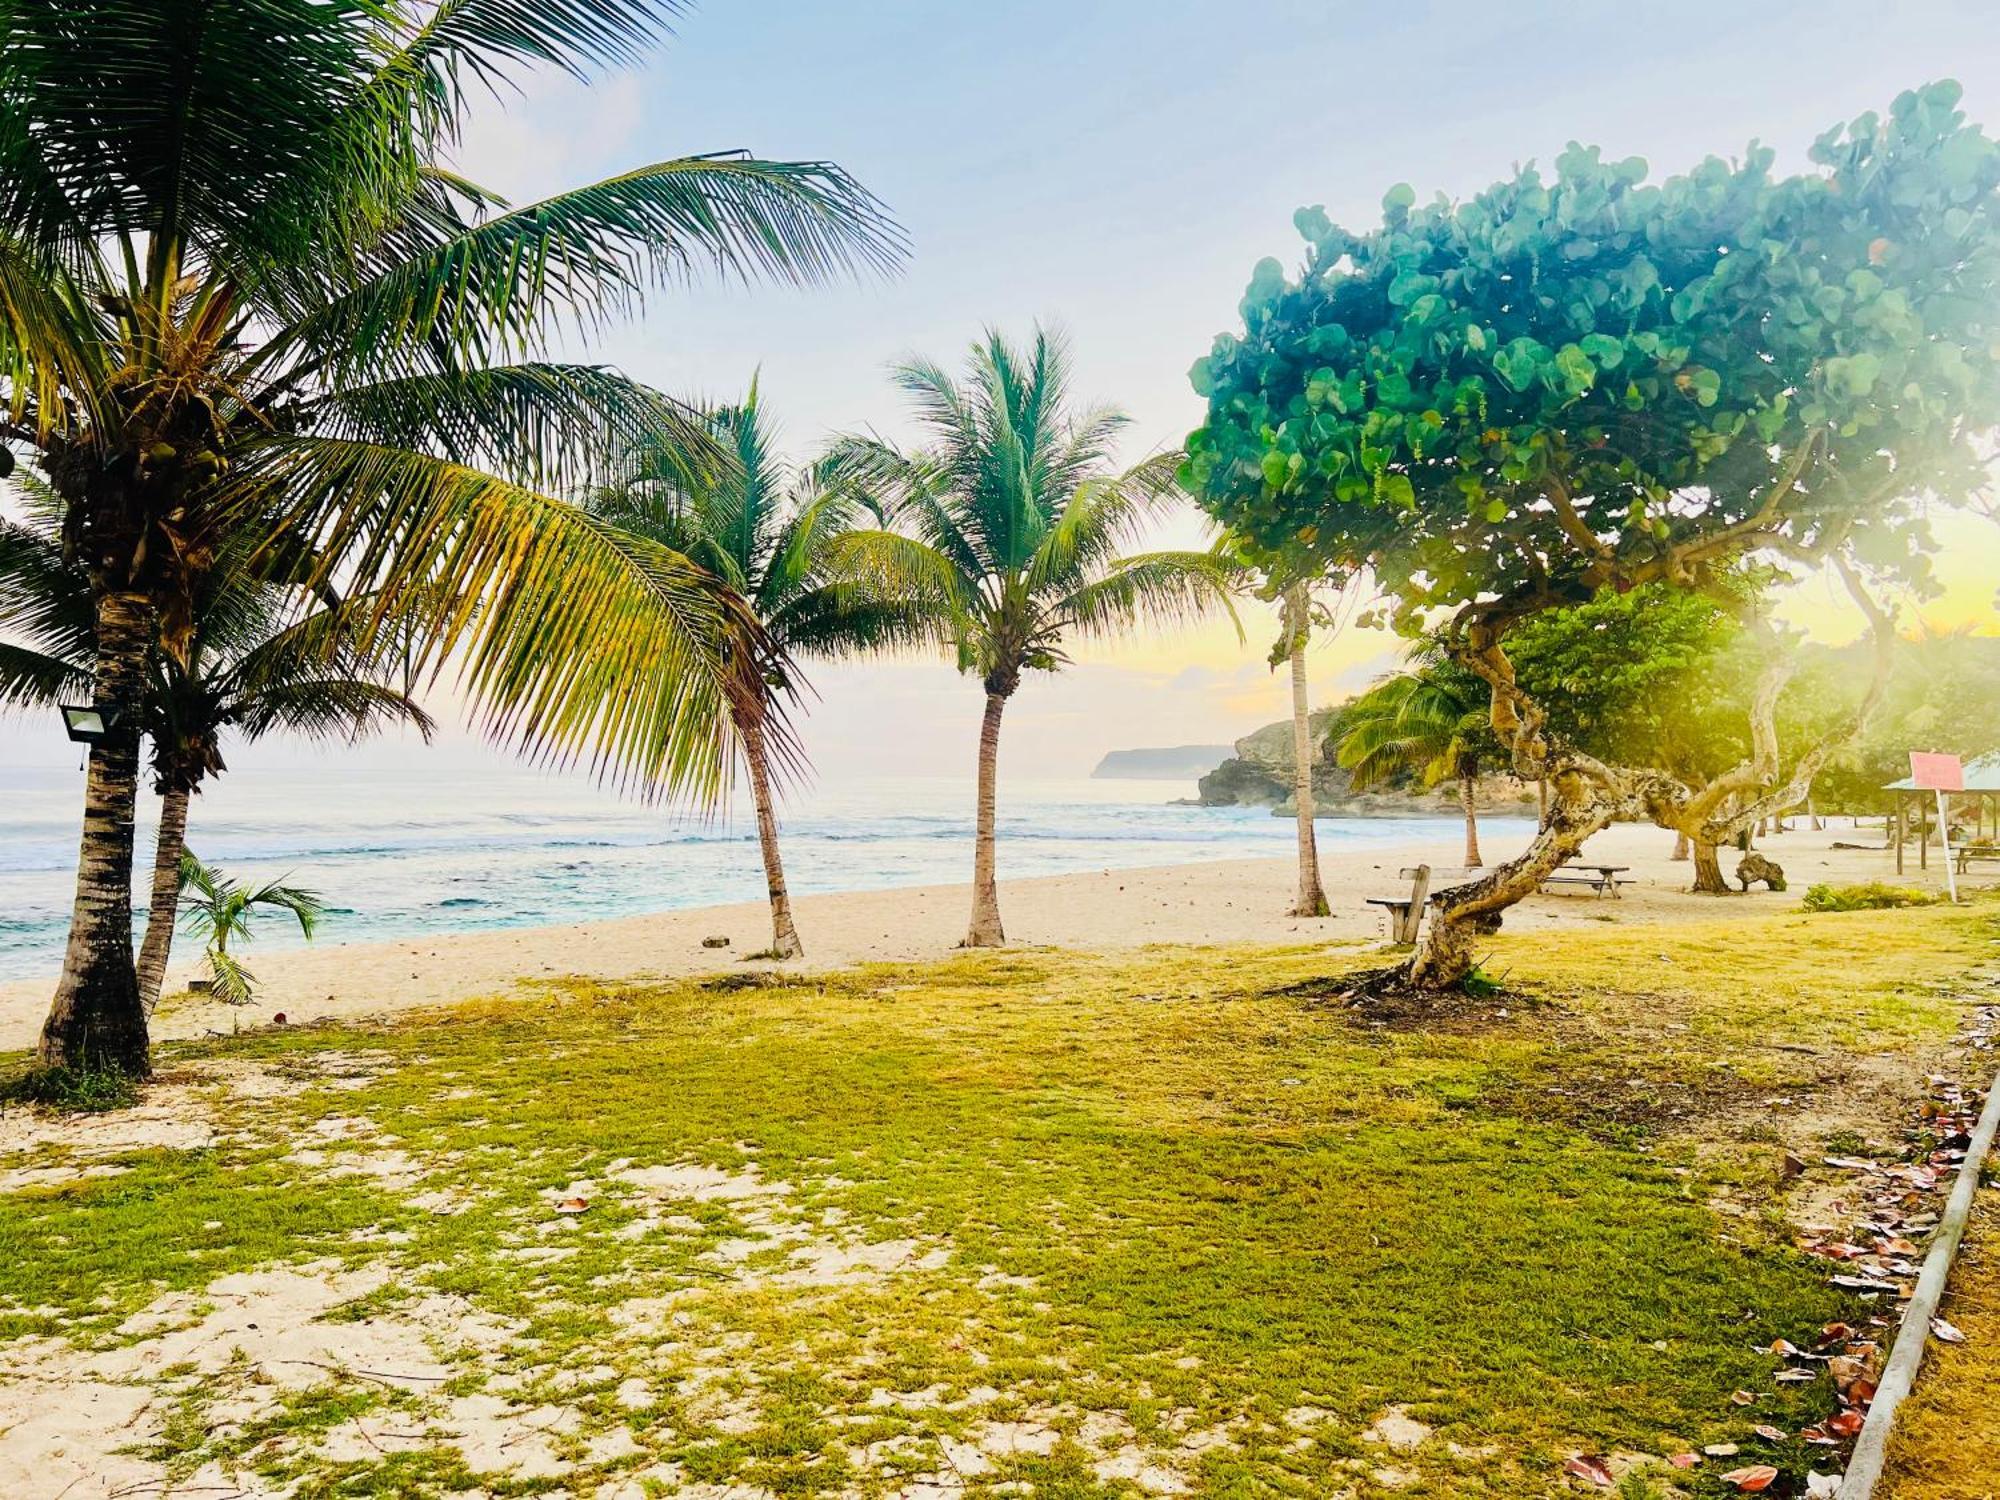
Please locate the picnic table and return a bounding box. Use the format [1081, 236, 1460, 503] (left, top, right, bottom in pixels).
[1538, 862, 1630, 898]
[1955, 844, 2000, 875]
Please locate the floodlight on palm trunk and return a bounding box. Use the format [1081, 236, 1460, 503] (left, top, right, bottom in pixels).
[59, 703, 116, 744]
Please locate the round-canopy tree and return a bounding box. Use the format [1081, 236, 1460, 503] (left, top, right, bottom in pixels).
[0, 0, 899, 1073]
[1185, 82, 2000, 985]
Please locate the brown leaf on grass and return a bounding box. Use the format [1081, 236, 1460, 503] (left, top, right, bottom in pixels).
[1827, 1409, 1866, 1438]
[554, 1196, 590, 1215]
[1753, 1425, 1787, 1441]
[1800, 1425, 1839, 1445]
[1730, 1389, 1757, 1406]
[1704, 1443, 1741, 1458]
[1669, 1452, 1701, 1469]
[1775, 1368, 1818, 1383]
[1816, 1323, 1855, 1348]
[1562, 1455, 1616, 1488]
[1721, 1465, 1780, 1492]
[1932, 1317, 1968, 1344]
[1767, 1338, 1802, 1357]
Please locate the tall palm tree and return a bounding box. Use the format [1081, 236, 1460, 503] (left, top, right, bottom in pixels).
[0, 0, 900, 1074]
[834, 329, 1239, 947]
[590, 382, 925, 959]
[1254, 566, 1358, 918]
[1336, 647, 1492, 869]
[2, 484, 434, 1009]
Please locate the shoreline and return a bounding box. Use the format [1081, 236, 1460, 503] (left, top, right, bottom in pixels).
[0, 822, 1975, 1052]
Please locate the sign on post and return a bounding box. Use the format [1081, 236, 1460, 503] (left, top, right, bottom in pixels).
[1909, 752, 1965, 902]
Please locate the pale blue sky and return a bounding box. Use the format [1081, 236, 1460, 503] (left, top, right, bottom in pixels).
[7, 2, 1998, 778]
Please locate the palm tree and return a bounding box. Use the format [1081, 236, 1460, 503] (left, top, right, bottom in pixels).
[834, 329, 1239, 947]
[1336, 647, 1492, 869]
[175, 853, 324, 1006]
[1, 487, 433, 1009]
[590, 382, 924, 959]
[0, 1, 900, 1074]
[1254, 566, 1358, 918]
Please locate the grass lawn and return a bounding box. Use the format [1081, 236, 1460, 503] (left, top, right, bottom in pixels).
[1881, 1187, 2000, 1500]
[0, 901, 1993, 1498]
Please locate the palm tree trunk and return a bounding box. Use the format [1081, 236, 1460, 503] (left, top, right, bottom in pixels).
[1285, 584, 1329, 917]
[1459, 773, 1483, 869]
[38, 590, 154, 1077]
[741, 714, 802, 960]
[136, 786, 191, 1012]
[966, 689, 1009, 947]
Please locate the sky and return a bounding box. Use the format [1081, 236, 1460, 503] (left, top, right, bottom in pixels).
[6, 0, 2000, 782]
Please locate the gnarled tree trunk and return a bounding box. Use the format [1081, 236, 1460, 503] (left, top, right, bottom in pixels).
[1415, 763, 1626, 986]
[1284, 584, 1329, 916]
[1458, 772, 1483, 869]
[1690, 840, 1729, 893]
[1671, 829, 1690, 861]
[965, 685, 1011, 947]
[38, 590, 155, 1076]
[135, 786, 191, 1012]
[741, 713, 802, 960]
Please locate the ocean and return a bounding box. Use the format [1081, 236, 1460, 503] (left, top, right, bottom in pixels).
[1, 765, 1506, 978]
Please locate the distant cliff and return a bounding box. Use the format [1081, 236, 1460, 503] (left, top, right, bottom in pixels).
[1091, 744, 1235, 780]
[1195, 709, 1534, 818]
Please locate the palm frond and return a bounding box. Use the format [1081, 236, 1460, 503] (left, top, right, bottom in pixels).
[0, 235, 107, 430]
[0, 507, 91, 659]
[1051, 550, 1241, 643]
[1026, 453, 1190, 594]
[239, 436, 754, 799]
[276, 155, 903, 374]
[0, 639, 88, 707]
[305, 362, 719, 492]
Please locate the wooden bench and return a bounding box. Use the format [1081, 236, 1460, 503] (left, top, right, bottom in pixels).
[1364, 867, 1478, 944]
[1365, 865, 1432, 945]
[1538, 863, 1630, 898]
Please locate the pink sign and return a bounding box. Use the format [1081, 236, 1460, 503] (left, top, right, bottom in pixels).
[1909, 751, 1964, 791]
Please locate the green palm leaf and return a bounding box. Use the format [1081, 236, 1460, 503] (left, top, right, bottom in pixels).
[242, 436, 751, 795]
[275, 156, 903, 374]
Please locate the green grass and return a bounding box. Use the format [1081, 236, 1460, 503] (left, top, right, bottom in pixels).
[0, 900, 1991, 1497]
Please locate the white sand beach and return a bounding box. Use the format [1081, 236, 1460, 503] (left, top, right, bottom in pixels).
[0, 821, 1969, 1052]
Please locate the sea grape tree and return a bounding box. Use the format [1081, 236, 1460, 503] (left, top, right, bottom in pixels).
[1185, 82, 2000, 984]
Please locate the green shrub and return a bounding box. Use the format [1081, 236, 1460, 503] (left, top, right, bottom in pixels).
[1800, 882, 1943, 913]
[1, 1064, 141, 1113]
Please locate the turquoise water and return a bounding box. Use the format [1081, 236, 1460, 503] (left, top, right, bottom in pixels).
[1, 766, 1518, 977]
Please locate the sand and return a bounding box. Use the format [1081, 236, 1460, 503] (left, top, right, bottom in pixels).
[1, 818, 1970, 1052]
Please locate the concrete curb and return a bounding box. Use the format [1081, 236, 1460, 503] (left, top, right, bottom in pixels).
[1838, 1060, 2000, 1498]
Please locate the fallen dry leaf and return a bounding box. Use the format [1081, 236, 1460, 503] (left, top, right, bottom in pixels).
[554, 1196, 590, 1215]
[1753, 1424, 1787, 1442]
[1827, 1409, 1865, 1439]
[1562, 1454, 1615, 1488]
[1931, 1317, 1968, 1344]
[1669, 1452, 1701, 1469]
[1720, 1465, 1780, 1492]
[1730, 1389, 1757, 1406]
